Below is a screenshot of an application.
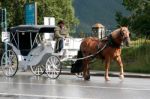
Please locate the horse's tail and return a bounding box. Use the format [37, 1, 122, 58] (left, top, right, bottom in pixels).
[71, 50, 83, 73]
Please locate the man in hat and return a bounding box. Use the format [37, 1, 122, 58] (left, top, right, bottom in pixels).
[54, 20, 69, 52]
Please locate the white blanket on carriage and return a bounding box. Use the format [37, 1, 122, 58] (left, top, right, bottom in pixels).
[50, 38, 83, 50]
[63, 38, 82, 50]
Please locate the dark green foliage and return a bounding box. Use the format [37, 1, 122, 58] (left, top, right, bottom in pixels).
[122, 43, 150, 73]
[116, 0, 150, 36]
[0, 0, 78, 32]
[0, 0, 25, 27]
[115, 11, 129, 27]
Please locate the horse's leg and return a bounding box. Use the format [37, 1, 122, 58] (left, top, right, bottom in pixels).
[115, 56, 124, 80]
[83, 59, 90, 80]
[83, 59, 87, 80]
[105, 57, 110, 81]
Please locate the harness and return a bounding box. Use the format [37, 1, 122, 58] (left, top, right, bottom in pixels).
[66, 30, 124, 61]
[65, 42, 107, 61]
[107, 28, 125, 48]
[107, 34, 121, 48]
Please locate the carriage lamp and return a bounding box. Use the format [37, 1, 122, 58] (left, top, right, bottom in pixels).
[92, 23, 105, 39]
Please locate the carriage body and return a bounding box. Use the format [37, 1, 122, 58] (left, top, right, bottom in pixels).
[8, 25, 55, 66]
[1, 25, 83, 78]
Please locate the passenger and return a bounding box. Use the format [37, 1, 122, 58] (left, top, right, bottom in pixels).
[54, 20, 69, 53]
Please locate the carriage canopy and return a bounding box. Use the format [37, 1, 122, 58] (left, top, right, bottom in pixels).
[9, 25, 55, 33]
[8, 25, 55, 55]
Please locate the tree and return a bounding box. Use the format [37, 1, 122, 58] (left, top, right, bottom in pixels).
[36, 0, 79, 32]
[116, 0, 150, 36]
[0, 0, 79, 33]
[115, 11, 129, 27]
[0, 0, 25, 27]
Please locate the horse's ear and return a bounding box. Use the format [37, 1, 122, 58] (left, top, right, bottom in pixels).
[123, 25, 128, 28]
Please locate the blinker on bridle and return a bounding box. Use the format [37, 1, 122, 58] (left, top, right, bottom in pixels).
[120, 28, 124, 37]
[120, 28, 128, 41]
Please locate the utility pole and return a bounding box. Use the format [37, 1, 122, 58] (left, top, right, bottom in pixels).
[0, 8, 7, 32]
[1, 8, 8, 63]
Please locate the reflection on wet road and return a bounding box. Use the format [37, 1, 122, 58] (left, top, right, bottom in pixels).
[0, 72, 150, 99]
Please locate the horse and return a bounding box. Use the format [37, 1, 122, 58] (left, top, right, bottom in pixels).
[71, 26, 130, 81]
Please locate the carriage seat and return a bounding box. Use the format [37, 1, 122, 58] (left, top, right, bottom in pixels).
[43, 33, 55, 46]
[43, 33, 54, 41]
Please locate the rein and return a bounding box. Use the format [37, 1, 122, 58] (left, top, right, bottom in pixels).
[69, 34, 121, 61]
[107, 29, 124, 48]
[66, 43, 108, 61]
[64, 29, 124, 62]
[107, 35, 120, 48]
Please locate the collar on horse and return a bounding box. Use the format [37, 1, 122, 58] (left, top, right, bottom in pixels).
[107, 29, 124, 48]
[107, 34, 121, 48]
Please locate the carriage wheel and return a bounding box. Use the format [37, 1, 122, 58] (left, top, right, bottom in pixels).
[1, 50, 18, 77]
[30, 65, 45, 76]
[75, 72, 83, 78]
[45, 55, 61, 79]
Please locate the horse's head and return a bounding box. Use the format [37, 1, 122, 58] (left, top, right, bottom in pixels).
[120, 27, 131, 47]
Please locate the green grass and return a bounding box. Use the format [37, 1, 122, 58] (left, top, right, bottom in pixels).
[90, 39, 150, 74]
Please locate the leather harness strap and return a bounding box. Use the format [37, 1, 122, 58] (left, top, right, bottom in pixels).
[107, 34, 121, 48]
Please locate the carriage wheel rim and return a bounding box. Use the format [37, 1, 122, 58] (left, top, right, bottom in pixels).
[30, 65, 45, 76]
[1, 50, 18, 77]
[45, 55, 61, 79]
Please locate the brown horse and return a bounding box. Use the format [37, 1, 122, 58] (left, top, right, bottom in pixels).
[72, 27, 130, 81]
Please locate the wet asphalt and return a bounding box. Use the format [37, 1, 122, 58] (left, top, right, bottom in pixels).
[0, 72, 150, 99]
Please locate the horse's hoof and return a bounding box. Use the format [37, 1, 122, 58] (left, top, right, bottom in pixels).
[84, 75, 90, 81]
[105, 77, 110, 81]
[119, 75, 124, 80]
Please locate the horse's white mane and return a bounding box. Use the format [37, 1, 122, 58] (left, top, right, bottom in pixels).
[111, 28, 121, 37]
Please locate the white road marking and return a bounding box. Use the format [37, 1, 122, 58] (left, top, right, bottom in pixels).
[0, 81, 150, 91]
[0, 92, 95, 99]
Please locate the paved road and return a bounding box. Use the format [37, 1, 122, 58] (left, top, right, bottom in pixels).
[0, 72, 150, 99]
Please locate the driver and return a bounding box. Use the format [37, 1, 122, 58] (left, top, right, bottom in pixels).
[54, 20, 69, 52]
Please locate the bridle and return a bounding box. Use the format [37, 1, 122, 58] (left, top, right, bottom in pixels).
[119, 28, 130, 41]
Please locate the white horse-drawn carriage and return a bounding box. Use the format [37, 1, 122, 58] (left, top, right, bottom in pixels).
[1, 25, 82, 78]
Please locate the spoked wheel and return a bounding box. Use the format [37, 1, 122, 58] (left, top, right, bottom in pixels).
[1, 50, 18, 77]
[75, 72, 83, 78]
[30, 65, 45, 76]
[45, 55, 61, 79]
